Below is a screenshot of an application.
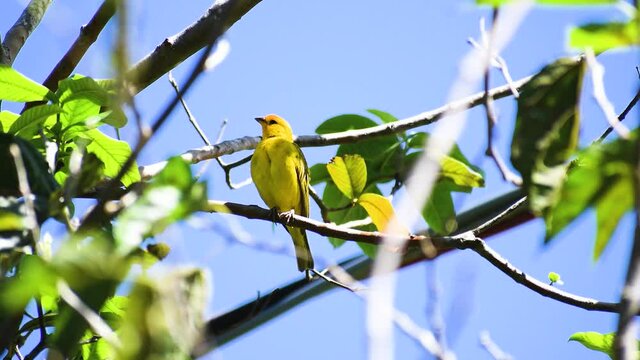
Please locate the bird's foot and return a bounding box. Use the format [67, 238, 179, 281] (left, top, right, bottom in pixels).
[280, 209, 295, 225]
[304, 268, 314, 281]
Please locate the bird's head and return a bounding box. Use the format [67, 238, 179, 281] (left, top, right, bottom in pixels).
[255, 114, 294, 141]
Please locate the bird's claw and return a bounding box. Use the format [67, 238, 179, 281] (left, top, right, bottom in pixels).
[280, 209, 295, 225]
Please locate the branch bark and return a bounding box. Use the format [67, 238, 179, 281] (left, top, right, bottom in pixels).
[41, 0, 116, 92]
[126, 0, 263, 94]
[1, 0, 52, 65]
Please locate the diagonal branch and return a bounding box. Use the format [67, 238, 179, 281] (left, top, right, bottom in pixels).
[42, 0, 116, 91]
[127, 0, 263, 94]
[2, 0, 52, 65]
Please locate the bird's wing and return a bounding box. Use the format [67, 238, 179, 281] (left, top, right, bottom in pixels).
[294, 143, 310, 218]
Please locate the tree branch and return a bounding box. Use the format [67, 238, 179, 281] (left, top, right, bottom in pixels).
[126, 0, 263, 94]
[42, 0, 115, 91]
[139, 74, 536, 179]
[1, 0, 52, 65]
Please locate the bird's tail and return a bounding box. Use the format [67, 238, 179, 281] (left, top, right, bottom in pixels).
[287, 226, 314, 271]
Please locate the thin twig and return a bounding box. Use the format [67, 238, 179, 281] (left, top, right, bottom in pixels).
[453, 233, 620, 313]
[328, 266, 454, 359]
[1, 0, 53, 65]
[480, 10, 522, 186]
[309, 186, 330, 223]
[168, 71, 212, 146]
[479, 331, 513, 360]
[14, 345, 24, 360]
[216, 155, 253, 189]
[585, 49, 630, 139]
[596, 88, 640, 143]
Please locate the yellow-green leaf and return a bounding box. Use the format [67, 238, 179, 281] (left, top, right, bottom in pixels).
[440, 155, 484, 188]
[0, 65, 55, 103]
[358, 193, 403, 233]
[570, 20, 639, 53]
[327, 154, 367, 199]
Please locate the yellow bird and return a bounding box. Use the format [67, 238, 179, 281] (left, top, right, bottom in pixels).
[250, 114, 314, 272]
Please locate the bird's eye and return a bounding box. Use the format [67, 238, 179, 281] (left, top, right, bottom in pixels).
[268, 119, 278, 125]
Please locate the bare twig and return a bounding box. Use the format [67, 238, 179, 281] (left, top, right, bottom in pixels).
[596, 88, 640, 143]
[139, 74, 537, 179]
[328, 266, 454, 360]
[479, 331, 513, 360]
[453, 233, 620, 313]
[1, 0, 53, 65]
[480, 10, 522, 186]
[216, 155, 253, 189]
[585, 49, 630, 139]
[168, 71, 212, 146]
[56, 280, 121, 349]
[309, 186, 330, 223]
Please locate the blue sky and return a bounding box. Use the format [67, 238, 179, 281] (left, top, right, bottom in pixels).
[2, 0, 639, 359]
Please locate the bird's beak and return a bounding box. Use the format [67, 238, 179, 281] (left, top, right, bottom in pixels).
[255, 117, 265, 123]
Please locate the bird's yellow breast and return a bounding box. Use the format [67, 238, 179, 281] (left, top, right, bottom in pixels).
[250, 137, 302, 213]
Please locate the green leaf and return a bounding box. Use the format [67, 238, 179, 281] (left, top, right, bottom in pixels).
[57, 75, 109, 104]
[0, 133, 58, 197]
[0, 111, 19, 133]
[511, 57, 585, 215]
[82, 129, 140, 187]
[422, 182, 457, 235]
[316, 114, 378, 134]
[57, 75, 127, 127]
[367, 109, 398, 124]
[309, 163, 330, 185]
[569, 332, 615, 358]
[327, 155, 367, 199]
[440, 155, 485, 188]
[113, 157, 206, 254]
[323, 182, 379, 251]
[316, 113, 400, 163]
[61, 98, 101, 129]
[570, 20, 639, 52]
[0, 65, 55, 102]
[594, 178, 632, 260]
[545, 134, 635, 254]
[9, 104, 62, 139]
[358, 193, 401, 233]
[548, 271, 564, 285]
